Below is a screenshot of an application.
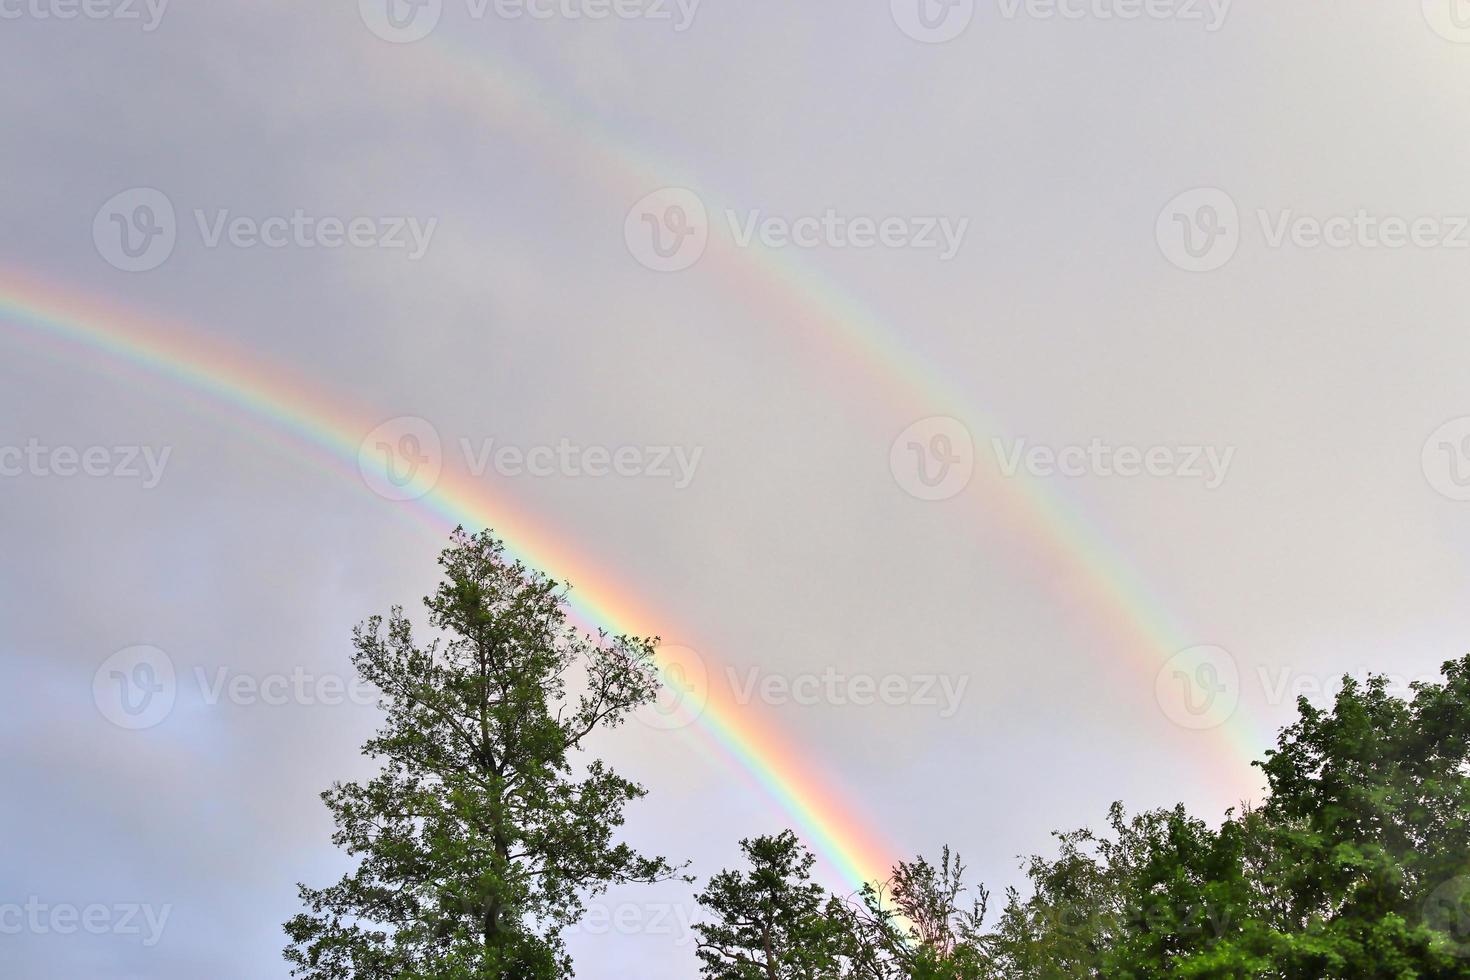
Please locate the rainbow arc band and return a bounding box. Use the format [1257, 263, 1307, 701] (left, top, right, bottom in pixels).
[0, 272, 898, 893]
[398, 29, 1265, 790]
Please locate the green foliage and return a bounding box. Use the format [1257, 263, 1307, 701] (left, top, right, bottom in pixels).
[285, 535, 1470, 980]
[982, 657, 1470, 978]
[694, 831, 859, 980]
[698, 657, 1470, 979]
[1239, 660, 1470, 977]
[283, 529, 685, 979]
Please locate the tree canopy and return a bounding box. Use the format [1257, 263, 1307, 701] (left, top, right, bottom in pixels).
[698, 658, 1470, 979]
[284, 530, 685, 979]
[285, 534, 1470, 978]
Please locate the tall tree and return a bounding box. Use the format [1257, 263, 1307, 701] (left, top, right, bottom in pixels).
[283, 529, 685, 979]
[694, 831, 859, 980]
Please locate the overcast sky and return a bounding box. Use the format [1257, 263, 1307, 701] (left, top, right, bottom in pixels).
[4, 1, 1470, 977]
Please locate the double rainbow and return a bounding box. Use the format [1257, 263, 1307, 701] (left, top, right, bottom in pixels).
[1, 11, 1262, 895]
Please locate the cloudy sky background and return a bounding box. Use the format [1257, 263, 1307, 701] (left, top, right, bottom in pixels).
[5, 1, 1470, 976]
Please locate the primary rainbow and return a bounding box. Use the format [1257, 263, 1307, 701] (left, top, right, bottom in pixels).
[0, 271, 898, 894]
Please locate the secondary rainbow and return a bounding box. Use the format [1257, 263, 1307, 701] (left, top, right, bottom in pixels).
[385, 31, 1268, 780]
[0, 271, 898, 894]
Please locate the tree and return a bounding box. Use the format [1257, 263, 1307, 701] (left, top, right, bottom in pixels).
[283, 529, 686, 979]
[853, 849, 989, 980]
[982, 805, 1159, 978]
[694, 831, 858, 980]
[1236, 660, 1470, 977]
[983, 656, 1470, 978]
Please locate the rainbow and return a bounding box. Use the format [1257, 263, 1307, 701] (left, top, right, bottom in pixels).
[2, 11, 1265, 895]
[395, 30, 1270, 778]
[0, 272, 898, 893]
